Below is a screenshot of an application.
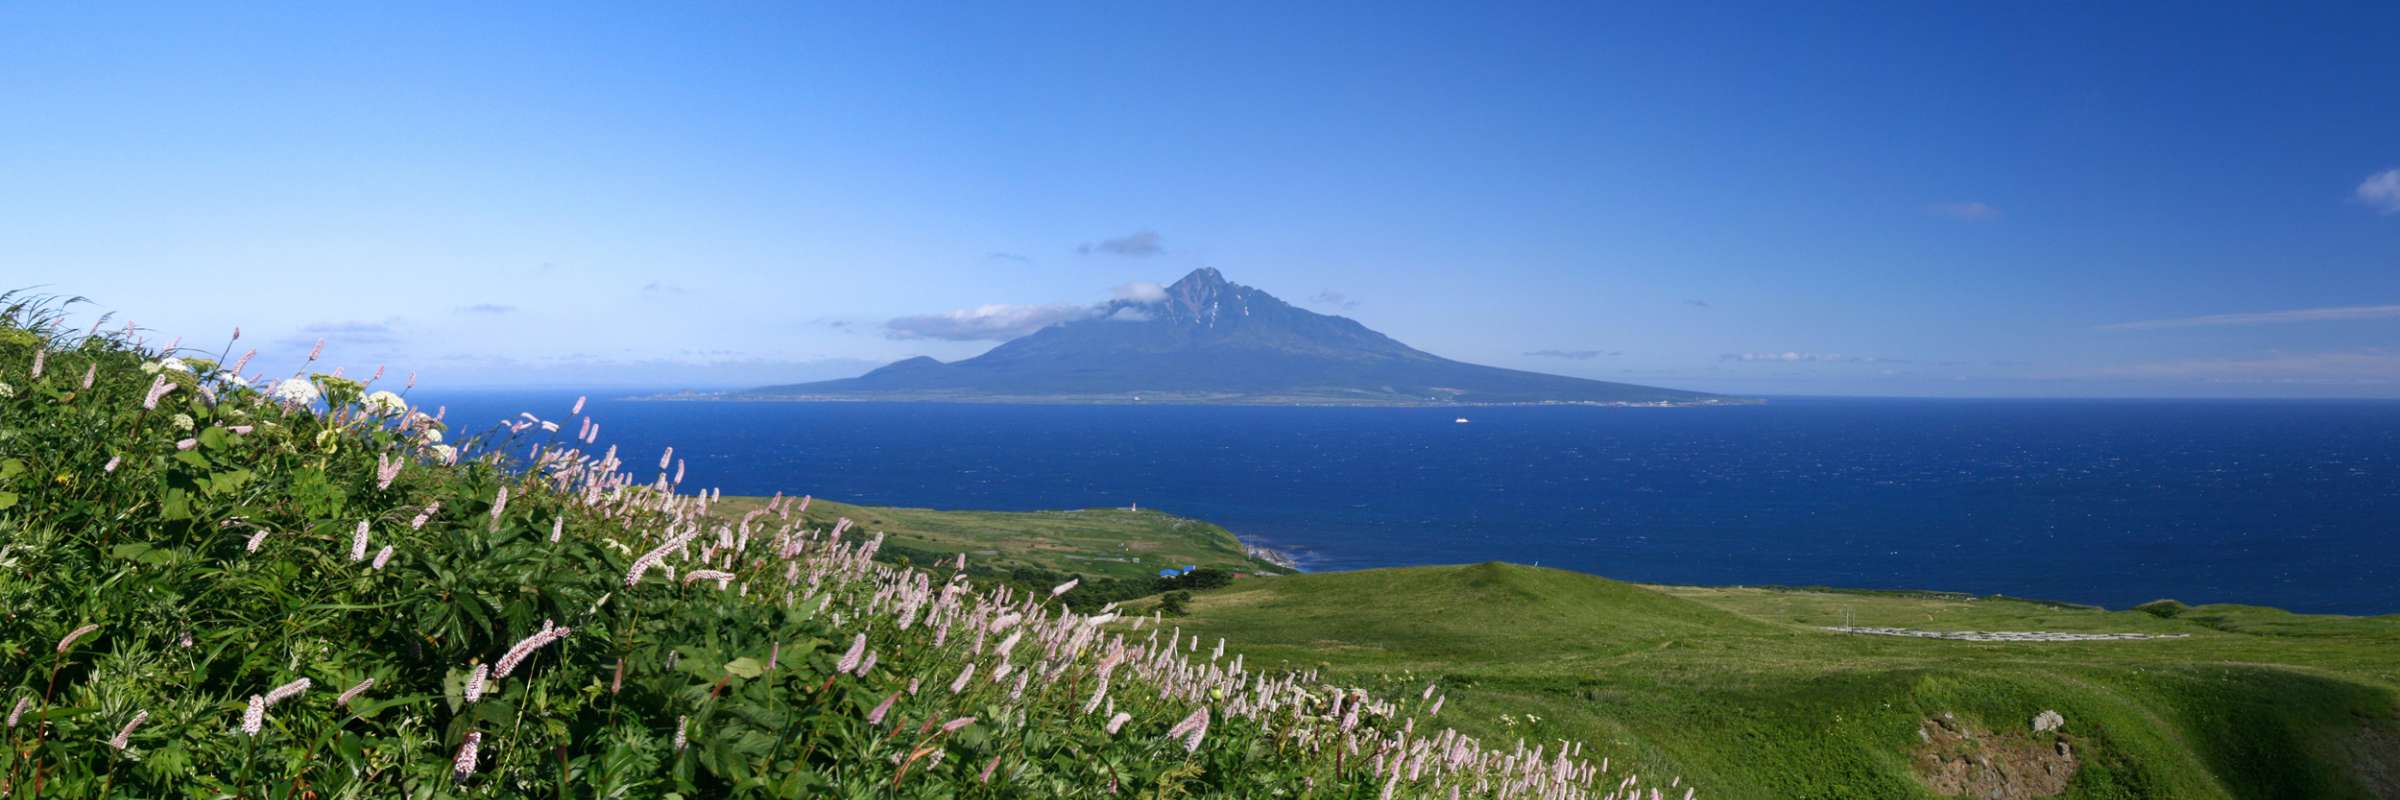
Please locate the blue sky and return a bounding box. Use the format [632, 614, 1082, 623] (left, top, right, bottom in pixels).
[4, 3, 2397, 397]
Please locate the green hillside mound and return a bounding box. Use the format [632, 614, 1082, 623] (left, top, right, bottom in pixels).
[710, 496, 1281, 584]
[1157, 566, 2400, 800]
[0, 297, 1670, 798]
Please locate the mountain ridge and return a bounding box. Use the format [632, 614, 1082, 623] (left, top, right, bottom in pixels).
[747, 268, 1742, 406]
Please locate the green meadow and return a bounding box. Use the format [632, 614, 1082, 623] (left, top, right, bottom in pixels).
[703, 496, 2400, 798]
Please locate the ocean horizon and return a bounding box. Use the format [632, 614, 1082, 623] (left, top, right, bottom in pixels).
[421, 391, 2400, 615]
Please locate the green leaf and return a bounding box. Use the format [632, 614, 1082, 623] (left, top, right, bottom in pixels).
[723, 657, 765, 679]
[0, 491, 16, 511]
[173, 449, 210, 469]
[198, 426, 230, 451]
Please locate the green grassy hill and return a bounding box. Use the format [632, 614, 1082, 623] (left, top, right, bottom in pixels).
[708, 496, 1281, 583]
[1148, 563, 2400, 800]
[0, 299, 1652, 798]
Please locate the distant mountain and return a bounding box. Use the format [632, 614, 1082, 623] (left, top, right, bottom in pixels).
[747, 268, 1735, 405]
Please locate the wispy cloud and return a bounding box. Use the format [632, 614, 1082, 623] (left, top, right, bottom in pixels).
[2358, 168, 2400, 214]
[1928, 201, 1999, 221]
[2092, 351, 2400, 385]
[1078, 230, 1163, 258]
[1721, 352, 1907, 364]
[1524, 349, 1620, 360]
[884, 303, 1094, 341]
[1112, 281, 1168, 303]
[1685, 299, 1711, 308]
[1307, 290, 1360, 310]
[641, 282, 690, 296]
[456, 303, 517, 315]
[282, 320, 402, 348]
[2098, 304, 2400, 331]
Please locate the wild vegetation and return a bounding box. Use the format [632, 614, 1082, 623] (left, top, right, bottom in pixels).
[0, 293, 1683, 798]
[1153, 564, 2400, 800]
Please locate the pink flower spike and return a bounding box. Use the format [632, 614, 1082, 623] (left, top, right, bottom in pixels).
[57, 623, 99, 653]
[337, 678, 374, 707]
[941, 716, 977, 733]
[452, 731, 482, 783]
[107, 710, 147, 751]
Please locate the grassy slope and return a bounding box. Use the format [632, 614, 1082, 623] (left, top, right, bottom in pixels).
[1148, 563, 2400, 800]
[710, 496, 1281, 582]
[691, 498, 2400, 798]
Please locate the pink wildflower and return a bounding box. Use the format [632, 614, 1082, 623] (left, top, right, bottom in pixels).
[108, 710, 147, 750]
[350, 520, 371, 561]
[835, 633, 866, 674]
[571, 395, 586, 415]
[141, 375, 173, 409]
[1166, 707, 1210, 753]
[6, 697, 29, 728]
[867, 692, 899, 725]
[1050, 578, 1080, 598]
[980, 753, 1002, 783]
[463, 664, 488, 703]
[58, 623, 99, 653]
[306, 338, 324, 362]
[241, 695, 265, 736]
[492, 621, 571, 678]
[674, 716, 688, 751]
[245, 529, 270, 553]
[949, 662, 975, 694]
[103, 455, 120, 473]
[29, 349, 43, 379]
[452, 731, 482, 782]
[372, 545, 394, 570]
[942, 716, 977, 733]
[488, 487, 508, 531]
[1106, 712, 1131, 735]
[337, 678, 374, 707]
[175, 438, 197, 450]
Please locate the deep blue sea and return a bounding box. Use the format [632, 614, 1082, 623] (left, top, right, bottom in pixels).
[418, 393, 2400, 614]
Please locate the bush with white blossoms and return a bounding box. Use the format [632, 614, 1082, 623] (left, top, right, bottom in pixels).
[269, 376, 320, 407]
[0, 294, 1689, 799]
[362, 389, 407, 417]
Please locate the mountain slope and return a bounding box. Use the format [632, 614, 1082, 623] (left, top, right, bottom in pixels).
[750, 268, 1734, 405]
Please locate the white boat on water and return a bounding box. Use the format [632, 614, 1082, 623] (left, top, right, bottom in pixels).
[1454, 417, 1471, 424]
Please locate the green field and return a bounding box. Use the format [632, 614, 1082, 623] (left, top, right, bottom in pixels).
[706, 496, 2400, 798]
[1146, 563, 2400, 800]
[710, 496, 1284, 582]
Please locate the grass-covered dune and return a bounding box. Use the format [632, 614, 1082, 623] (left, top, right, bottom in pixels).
[1151, 563, 2400, 800]
[0, 297, 1675, 798]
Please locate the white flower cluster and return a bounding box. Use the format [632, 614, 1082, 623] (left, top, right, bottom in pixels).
[270, 378, 321, 407]
[362, 390, 407, 417]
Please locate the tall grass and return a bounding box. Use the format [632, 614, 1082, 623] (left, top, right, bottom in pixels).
[0, 298, 1687, 798]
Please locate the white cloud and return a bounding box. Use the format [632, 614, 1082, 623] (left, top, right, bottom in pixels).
[2092, 351, 2400, 385]
[1721, 352, 1905, 364]
[1112, 281, 1167, 303]
[2098, 304, 2400, 331]
[2358, 168, 2400, 214]
[884, 303, 1095, 341]
[1078, 230, 1164, 257]
[1928, 201, 1999, 221]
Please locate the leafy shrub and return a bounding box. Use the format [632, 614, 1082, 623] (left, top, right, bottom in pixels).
[0, 296, 1678, 798]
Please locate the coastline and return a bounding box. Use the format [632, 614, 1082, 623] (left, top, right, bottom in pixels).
[632, 390, 1762, 409]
